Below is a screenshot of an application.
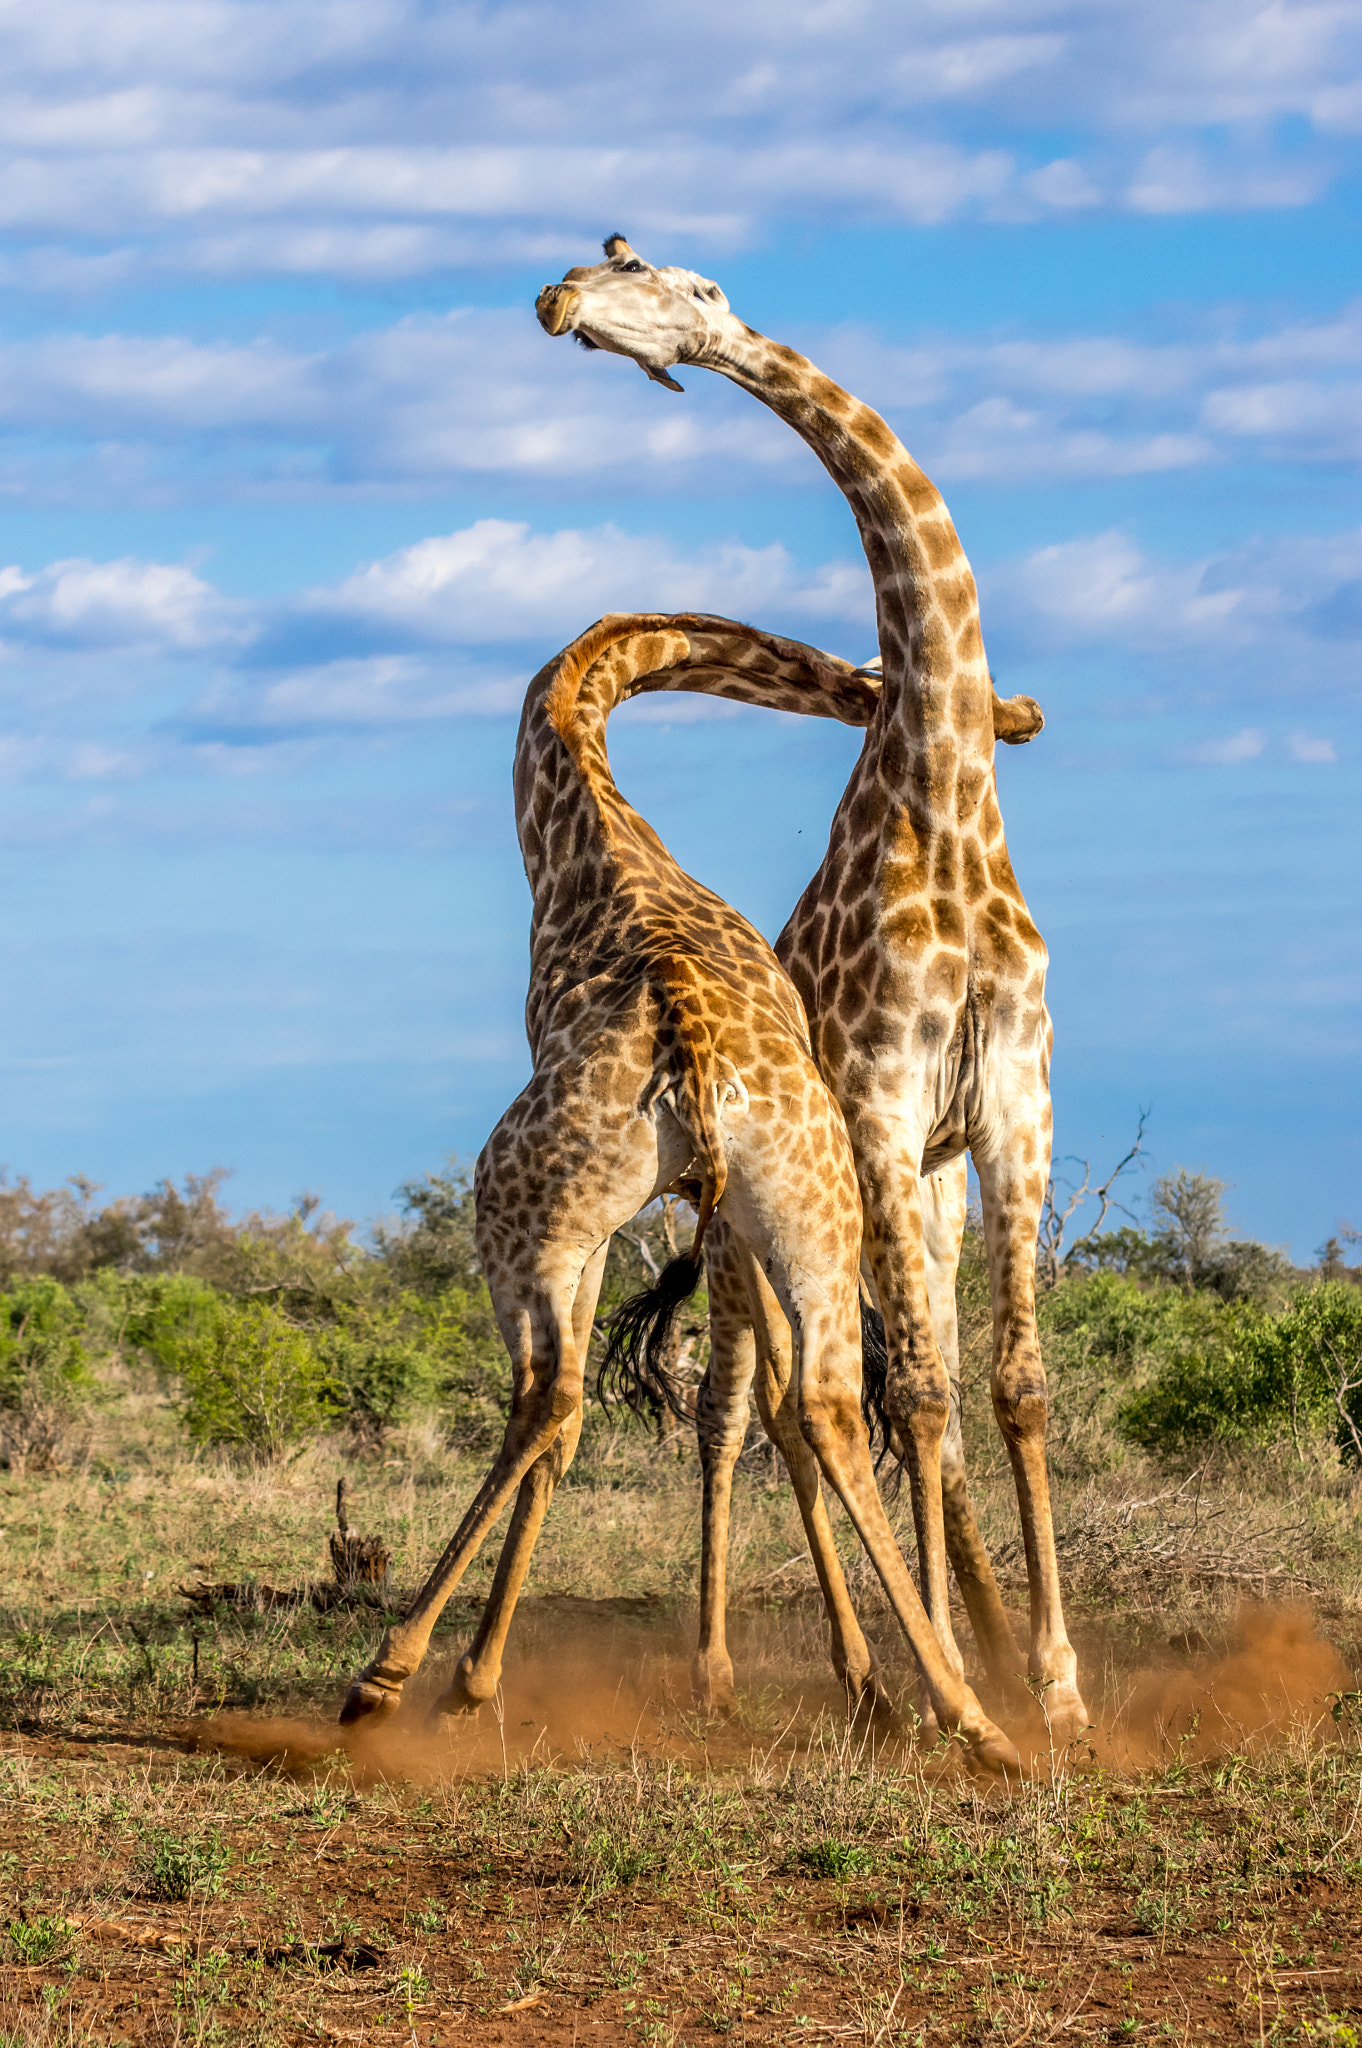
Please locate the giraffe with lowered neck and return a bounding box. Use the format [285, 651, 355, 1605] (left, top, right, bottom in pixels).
[338, 610, 1020, 1772]
[537, 238, 1090, 1744]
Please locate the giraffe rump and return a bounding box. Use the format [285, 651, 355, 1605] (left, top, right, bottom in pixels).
[596, 1252, 704, 1422]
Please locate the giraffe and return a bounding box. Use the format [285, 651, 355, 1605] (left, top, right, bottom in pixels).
[338, 610, 1021, 1771]
[536, 238, 1090, 1744]
[419, 616, 1044, 1733]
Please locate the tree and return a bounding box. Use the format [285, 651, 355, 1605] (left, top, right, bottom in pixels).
[1150, 1167, 1229, 1291]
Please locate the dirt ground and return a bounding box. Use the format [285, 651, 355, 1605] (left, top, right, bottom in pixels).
[3, 1595, 1361, 2047]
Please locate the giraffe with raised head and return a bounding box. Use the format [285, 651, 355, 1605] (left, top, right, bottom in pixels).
[537, 238, 1089, 1743]
[338, 610, 1021, 1771]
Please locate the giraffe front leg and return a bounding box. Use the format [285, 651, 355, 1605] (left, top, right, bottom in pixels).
[922, 1162, 1026, 1705]
[977, 1130, 1089, 1749]
[859, 1152, 964, 1688]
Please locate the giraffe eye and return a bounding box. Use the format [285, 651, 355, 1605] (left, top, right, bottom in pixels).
[621, 260, 645, 274]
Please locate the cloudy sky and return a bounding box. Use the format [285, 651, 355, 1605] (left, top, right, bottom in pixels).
[2, 0, 1359, 1253]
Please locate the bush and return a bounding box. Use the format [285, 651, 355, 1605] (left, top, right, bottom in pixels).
[114, 1271, 226, 1377]
[3, 1914, 79, 1965]
[171, 1299, 338, 1458]
[1118, 1283, 1362, 1460]
[137, 1830, 230, 1901]
[0, 1277, 95, 1471]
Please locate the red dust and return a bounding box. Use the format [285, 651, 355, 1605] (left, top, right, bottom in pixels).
[185, 1601, 1356, 1787]
[1102, 1601, 1354, 1769]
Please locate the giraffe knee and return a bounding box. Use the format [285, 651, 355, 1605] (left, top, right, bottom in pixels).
[992, 1382, 1048, 1448]
[797, 1389, 861, 1454]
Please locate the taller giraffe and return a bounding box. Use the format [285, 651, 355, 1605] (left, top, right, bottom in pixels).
[339, 612, 1020, 1771]
[537, 239, 1089, 1741]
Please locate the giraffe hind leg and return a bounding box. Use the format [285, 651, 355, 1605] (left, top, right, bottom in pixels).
[429, 1239, 608, 1719]
[341, 1070, 687, 1725]
[691, 1229, 755, 1714]
[976, 1106, 1089, 1747]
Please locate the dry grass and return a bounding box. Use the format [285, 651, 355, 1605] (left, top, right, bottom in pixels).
[1, 1384, 1361, 2042]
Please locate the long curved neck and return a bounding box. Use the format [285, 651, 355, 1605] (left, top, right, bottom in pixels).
[514, 613, 877, 905]
[692, 320, 991, 735]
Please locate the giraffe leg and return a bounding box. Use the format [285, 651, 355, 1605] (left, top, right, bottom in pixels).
[431, 1241, 608, 1717]
[976, 1117, 1089, 1747]
[741, 1251, 892, 1727]
[922, 1163, 1025, 1701]
[780, 1284, 1017, 1771]
[856, 1145, 963, 1686]
[341, 1075, 687, 1725]
[718, 1157, 1018, 1773]
[433, 1405, 585, 1716]
[338, 1276, 583, 1723]
[692, 1223, 755, 1713]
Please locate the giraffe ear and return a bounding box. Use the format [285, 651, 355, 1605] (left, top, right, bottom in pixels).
[993, 691, 1044, 744]
[641, 361, 684, 392]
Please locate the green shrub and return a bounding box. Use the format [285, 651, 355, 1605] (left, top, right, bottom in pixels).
[3, 1914, 78, 1964]
[172, 1299, 338, 1458]
[0, 1277, 95, 1470]
[113, 1270, 225, 1377]
[138, 1830, 230, 1901]
[1118, 1283, 1362, 1459]
[799, 1838, 873, 1879]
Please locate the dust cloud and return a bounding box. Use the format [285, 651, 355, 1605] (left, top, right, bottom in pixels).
[187, 1600, 1357, 1788]
[1099, 1602, 1354, 1770]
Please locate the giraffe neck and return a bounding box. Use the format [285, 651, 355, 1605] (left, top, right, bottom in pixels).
[514, 613, 882, 1054]
[515, 613, 876, 904]
[693, 321, 993, 751]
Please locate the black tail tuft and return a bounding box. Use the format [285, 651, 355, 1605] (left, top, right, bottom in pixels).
[597, 1254, 703, 1422]
[858, 1295, 901, 1491]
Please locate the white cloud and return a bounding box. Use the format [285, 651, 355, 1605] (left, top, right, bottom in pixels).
[0, 0, 1353, 289]
[308, 519, 872, 646]
[2, 294, 1362, 507]
[0, 554, 236, 648]
[1182, 727, 1267, 764]
[0, 513, 1355, 782]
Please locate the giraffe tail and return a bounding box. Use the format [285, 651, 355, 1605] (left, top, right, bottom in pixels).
[596, 980, 731, 1422]
[596, 1251, 704, 1422]
[857, 1291, 903, 1490]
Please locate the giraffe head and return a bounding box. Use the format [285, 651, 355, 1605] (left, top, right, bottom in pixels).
[536, 235, 730, 391]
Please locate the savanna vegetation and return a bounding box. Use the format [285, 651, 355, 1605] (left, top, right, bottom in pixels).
[1, 1151, 1360, 2044]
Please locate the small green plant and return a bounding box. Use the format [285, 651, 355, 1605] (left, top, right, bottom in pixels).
[585, 1830, 656, 1887]
[138, 1829, 230, 1901]
[799, 1838, 873, 1880]
[4, 1914, 78, 1965]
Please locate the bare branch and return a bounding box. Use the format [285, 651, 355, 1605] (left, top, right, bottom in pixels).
[1036, 1108, 1149, 1287]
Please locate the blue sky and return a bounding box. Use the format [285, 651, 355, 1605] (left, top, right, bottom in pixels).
[1, 0, 1359, 1256]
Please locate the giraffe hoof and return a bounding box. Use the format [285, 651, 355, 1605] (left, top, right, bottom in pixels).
[969, 1724, 1024, 1777]
[690, 1657, 738, 1716]
[1035, 1685, 1092, 1751]
[428, 1658, 498, 1721]
[338, 1677, 401, 1725]
[846, 1672, 897, 1733]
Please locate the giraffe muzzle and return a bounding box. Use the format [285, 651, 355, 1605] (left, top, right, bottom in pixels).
[536, 284, 580, 337]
